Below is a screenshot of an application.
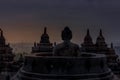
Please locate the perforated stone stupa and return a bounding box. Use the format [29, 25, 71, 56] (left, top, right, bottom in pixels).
[81, 29, 118, 63]
[0, 29, 14, 72]
[32, 27, 53, 55]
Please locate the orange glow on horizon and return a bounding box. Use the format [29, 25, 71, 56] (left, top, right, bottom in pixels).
[2, 25, 84, 44]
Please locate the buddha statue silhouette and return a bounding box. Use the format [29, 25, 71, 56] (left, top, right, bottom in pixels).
[54, 27, 80, 56]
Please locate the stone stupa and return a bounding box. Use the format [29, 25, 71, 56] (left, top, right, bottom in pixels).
[32, 27, 53, 56]
[0, 29, 14, 72]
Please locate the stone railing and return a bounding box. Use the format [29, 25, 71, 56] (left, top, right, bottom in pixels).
[23, 53, 108, 75]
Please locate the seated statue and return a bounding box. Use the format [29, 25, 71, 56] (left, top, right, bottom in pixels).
[53, 27, 80, 56]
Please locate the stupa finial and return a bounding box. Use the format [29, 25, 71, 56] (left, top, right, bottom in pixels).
[111, 43, 113, 49]
[100, 29, 103, 36]
[44, 27, 47, 34]
[87, 29, 90, 36]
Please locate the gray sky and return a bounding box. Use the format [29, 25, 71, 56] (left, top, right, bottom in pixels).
[0, 0, 120, 44]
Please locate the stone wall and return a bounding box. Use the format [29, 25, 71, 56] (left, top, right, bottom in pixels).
[13, 53, 114, 80]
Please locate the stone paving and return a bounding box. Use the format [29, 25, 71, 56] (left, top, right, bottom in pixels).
[0, 73, 119, 80]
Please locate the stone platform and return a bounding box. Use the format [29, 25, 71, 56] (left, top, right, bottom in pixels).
[12, 53, 115, 80]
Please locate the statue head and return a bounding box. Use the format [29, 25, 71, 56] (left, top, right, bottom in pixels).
[61, 27, 72, 41]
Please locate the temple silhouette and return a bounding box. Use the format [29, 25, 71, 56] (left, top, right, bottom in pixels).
[81, 29, 117, 64]
[32, 27, 53, 55]
[0, 27, 119, 80]
[13, 27, 119, 80]
[0, 29, 23, 79]
[0, 29, 14, 72]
